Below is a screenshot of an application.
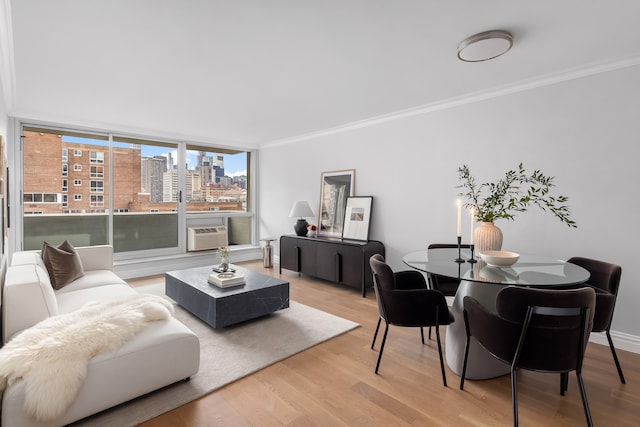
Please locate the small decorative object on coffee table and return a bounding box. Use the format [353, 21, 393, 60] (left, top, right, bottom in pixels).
[218, 246, 230, 272]
[208, 271, 245, 288]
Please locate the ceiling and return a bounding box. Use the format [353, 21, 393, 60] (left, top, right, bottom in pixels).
[6, 0, 640, 148]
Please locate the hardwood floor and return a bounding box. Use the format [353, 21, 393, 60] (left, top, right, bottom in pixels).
[133, 260, 640, 426]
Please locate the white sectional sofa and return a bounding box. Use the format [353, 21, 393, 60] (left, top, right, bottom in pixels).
[1, 245, 200, 427]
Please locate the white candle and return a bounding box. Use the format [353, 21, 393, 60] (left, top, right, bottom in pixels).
[456, 199, 462, 237]
[469, 207, 475, 244]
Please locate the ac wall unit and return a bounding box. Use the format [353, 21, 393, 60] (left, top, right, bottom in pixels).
[187, 226, 228, 251]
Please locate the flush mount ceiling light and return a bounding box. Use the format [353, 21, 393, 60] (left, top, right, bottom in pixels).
[457, 30, 513, 62]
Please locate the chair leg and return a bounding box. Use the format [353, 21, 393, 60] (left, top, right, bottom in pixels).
[371, 317, 382, 349]
[606, 329, 626, 384]
[434, 325, 447, 387]
[511, 367, 519, 427]
[560, 372, 569, 396]
[576, 371, 594, 427]
[428, 326, 432, 340]
[374, 323, 390, 374]
[420, 327, 425, 344]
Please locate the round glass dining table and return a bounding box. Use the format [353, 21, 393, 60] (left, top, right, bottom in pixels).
[403, 248, 590, 380]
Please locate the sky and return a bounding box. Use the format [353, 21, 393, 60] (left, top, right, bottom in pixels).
[140, 145, 247, 177]
[62, 136, 247, 177]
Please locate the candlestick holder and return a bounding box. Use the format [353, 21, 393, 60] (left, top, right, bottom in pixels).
[467, 243, 477, 263]
[455, 236, 465, 263]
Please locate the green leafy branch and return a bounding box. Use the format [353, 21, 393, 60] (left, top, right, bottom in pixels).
[218, 246, 230, 258]
[457, 163, 576, 227]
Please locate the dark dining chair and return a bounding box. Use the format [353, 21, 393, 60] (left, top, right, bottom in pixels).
[369, 254, 454, 386]
[460, 286, 596, 427]
[426, 243, 471, 296]
[568, 256, 625, 383]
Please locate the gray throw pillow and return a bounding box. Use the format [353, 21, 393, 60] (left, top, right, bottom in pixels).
[41, 240, 85, 290]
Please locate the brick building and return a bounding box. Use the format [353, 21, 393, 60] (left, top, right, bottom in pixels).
[22, 131, 243, 214]
[23, 131, 141, 214]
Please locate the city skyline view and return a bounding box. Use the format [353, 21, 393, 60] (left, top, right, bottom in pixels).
[21, 129, 251, 252]
[22, 130, 248, 217]
[63, 136, 248, 177]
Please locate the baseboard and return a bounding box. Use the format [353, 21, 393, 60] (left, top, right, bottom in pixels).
[589, 330, 640, 354]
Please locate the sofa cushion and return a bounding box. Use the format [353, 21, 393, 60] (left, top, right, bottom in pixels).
[56, 284, 138, 314]
[41, 240, 85, 290]
[55, 270, 128, 295]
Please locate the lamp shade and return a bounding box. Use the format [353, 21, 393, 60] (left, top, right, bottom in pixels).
[289, 201, 315, 218]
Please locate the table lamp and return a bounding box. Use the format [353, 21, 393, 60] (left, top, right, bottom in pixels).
[289, 201, 315, 236]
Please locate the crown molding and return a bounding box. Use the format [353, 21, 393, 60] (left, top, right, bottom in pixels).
[263, 54, 640, 148]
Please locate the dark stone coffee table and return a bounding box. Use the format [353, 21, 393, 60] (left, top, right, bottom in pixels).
[165, 265, 290, 328]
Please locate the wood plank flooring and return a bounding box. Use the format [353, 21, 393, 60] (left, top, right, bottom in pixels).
[131, 260, 640, 426]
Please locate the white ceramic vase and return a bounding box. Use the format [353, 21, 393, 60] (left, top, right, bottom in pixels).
[474, 222, 503, 253]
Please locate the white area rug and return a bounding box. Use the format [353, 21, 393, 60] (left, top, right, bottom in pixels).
[72, 283, 359, 426]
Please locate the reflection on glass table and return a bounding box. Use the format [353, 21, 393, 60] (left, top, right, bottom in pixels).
[403, 248, 590, 287]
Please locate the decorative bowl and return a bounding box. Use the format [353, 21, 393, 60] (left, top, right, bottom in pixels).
[479, 250, 520, 268]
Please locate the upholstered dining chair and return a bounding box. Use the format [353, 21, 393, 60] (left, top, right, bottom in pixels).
[426, 243, 471, 296]
[567, 256, 625, 383]
[369, 254, 454, 386]
[460, 286, 596, 427]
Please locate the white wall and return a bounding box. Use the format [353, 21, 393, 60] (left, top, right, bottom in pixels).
[0, 64, 7, 281]
[259, 64, 640, 345]
[0, 76, 7, 138]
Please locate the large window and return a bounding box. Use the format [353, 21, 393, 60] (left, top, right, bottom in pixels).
[111, 136, 179, 252]
[20, 125, 253, 253]
[185, 145, 251, 246]
[22, 128, 109, 249]
[184, 145, 248, 212]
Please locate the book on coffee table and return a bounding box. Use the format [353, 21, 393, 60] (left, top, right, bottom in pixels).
[208, 272, 245, 288]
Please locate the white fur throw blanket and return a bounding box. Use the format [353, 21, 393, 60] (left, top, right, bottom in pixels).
[0, 294, 173, 422]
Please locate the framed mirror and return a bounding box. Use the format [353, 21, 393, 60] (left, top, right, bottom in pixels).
[318, 169, 355, 238]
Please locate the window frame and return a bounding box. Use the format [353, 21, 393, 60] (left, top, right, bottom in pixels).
[90, 165, 104, 178]
[90, 151, 104, 164]
[90, 180, 104, 193]
[13, 121, 256, 261]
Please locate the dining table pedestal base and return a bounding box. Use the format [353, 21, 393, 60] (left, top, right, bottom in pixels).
[446, 280, 510, 380]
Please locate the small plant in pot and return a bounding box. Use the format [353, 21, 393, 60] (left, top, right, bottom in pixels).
[457, 163, 576, 252]
[218, 246, 230, 272]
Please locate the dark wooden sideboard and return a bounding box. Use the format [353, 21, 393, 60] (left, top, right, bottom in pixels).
[279, 235, 385, 297]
